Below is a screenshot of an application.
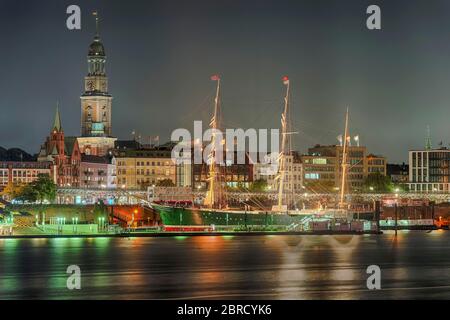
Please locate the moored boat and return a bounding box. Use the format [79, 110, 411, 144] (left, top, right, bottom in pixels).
[152, 202, 316, 227]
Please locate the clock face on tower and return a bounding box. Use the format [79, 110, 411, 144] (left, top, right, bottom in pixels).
[86, 80, 95, 91]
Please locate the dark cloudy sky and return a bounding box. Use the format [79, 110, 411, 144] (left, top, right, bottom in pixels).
[0, 0, 449, 163]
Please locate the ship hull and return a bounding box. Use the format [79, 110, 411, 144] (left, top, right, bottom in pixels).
[152, 204, 314, 227]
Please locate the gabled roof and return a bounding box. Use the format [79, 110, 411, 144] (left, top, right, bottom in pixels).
[64, 136, 78, 156]
[51, 145, 58, 156]
[38, 145, 47, 156]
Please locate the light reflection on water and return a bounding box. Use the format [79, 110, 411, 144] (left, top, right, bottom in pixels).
[1, 231, 450, 299]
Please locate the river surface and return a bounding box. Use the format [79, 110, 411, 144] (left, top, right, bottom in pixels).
[1, 231, 450, 299]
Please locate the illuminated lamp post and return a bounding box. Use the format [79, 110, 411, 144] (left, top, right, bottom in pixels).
[72, 217, 78, 233]
[98, 216, 105, 232]
[57, 217, 62, 234]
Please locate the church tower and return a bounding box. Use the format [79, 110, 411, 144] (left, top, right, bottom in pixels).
[80, 12, 112, 137]
[77, 12, 116, 156]
[49, 105, 65, 158]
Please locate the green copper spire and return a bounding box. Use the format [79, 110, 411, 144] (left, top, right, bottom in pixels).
[88, 11, 106, 58]
[425, 125, 432, 150]
[53, 102, 62, 132]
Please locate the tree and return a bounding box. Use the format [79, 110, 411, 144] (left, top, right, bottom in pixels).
[249, 179, 268, 192]
[18, 185, 38, 203]
[27, 174, 57, 203]
[1, 182, 25, 200]
[363, 173, 392, 193]
[156, 179, 175, 187]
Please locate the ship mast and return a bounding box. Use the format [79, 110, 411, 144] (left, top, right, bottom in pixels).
[204, 75, 225, 209]
[339, 108, 349, 209]
[277, 76, 290, 211]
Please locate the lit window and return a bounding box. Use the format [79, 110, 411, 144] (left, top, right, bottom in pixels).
[305, 173, 319, 179]
[312, 158, 327, 165]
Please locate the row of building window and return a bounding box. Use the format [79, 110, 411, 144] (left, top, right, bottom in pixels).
[0, 170, 49, 177]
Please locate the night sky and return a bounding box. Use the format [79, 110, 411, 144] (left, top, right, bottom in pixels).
[1, 0, 450, 163]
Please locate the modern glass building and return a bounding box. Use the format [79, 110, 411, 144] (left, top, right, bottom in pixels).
[408, 149, 450, 192]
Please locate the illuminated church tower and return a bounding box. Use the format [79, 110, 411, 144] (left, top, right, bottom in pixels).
[78, 12, 116, 156]
[81, 13, 112, 137]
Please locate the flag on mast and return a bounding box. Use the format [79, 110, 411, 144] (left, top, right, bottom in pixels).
[337, 135, 343, 146]
[354, 135, 360, 146]
[282, 75, 289, 85]
[211, 74, 220, 81]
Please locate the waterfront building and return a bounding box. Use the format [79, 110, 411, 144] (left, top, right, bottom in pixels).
[0, 161, 53, 189]
[192, 150, 254, 191]
[301, 144, 386, 192]
[367, 154, 386, 175]
[172, 141, 254, 190]
[408, 148, 450, 192]
[253, 151, 303, 192]
[79, 154, 116, 189]
[113, 143, 176, 190]
[172, 140, 194, 188]
[387, 163, 409, 183]
[176, 162, 192, 188]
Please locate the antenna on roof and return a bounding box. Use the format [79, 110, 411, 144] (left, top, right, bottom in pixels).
[425, 125, 432, 150]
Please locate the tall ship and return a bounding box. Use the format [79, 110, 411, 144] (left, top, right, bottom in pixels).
[151, 76, 361, 230]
